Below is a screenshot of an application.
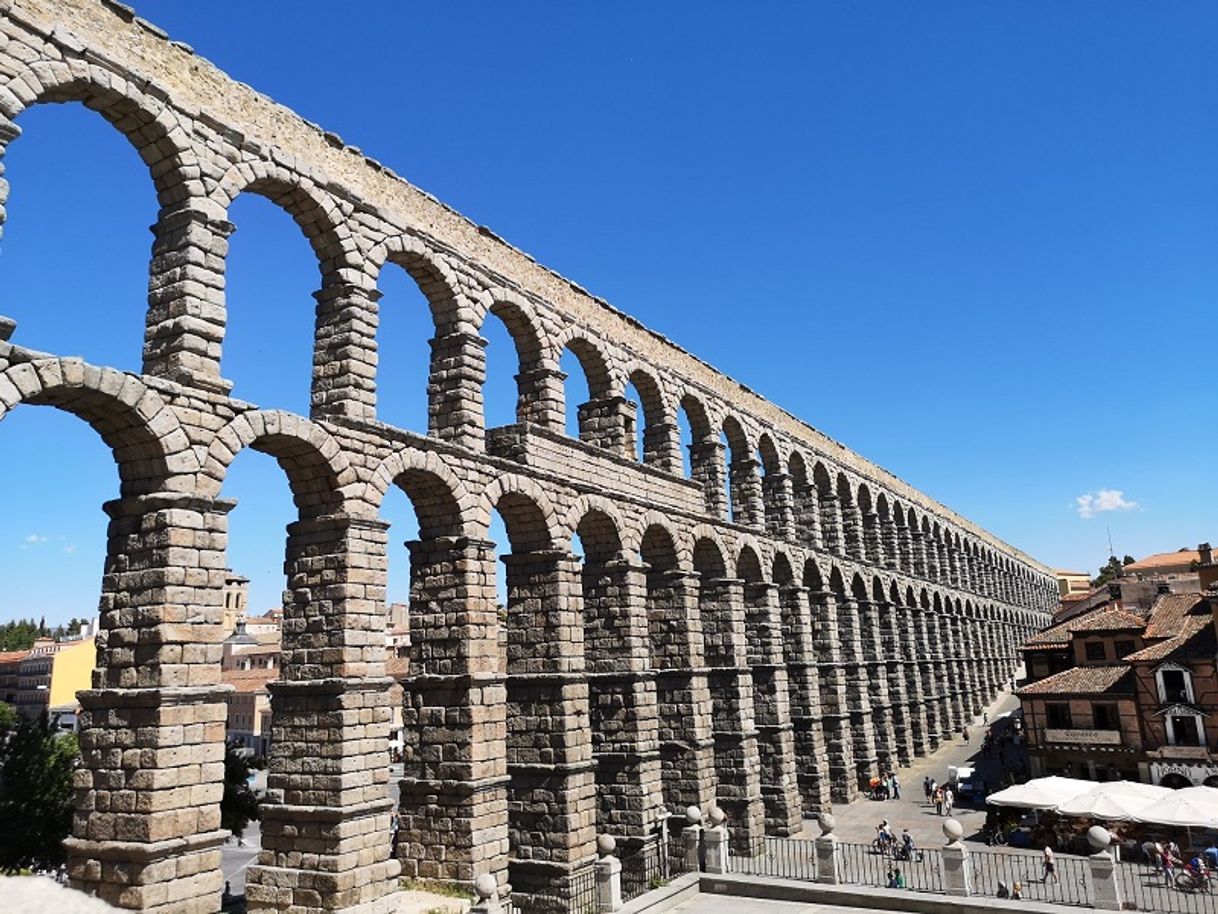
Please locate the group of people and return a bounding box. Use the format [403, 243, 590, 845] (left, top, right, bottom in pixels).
[1143, 839, 1214, 887]
[868, 772, 901, 800]
[922, 776, 955, 816]
[875, 819, 919, 861]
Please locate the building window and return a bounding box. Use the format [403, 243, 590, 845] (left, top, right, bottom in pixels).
[1092, 703, 1120, 731]
[1168, 714, 1203, 747]
[1046, 703, 1072, 728]
[1085, 641, 1107, 661]
[1114, 640, 1135, 658]
[1158, 667, 1194, 704]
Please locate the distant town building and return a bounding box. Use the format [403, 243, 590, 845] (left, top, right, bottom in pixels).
[14, 634, 95, 719]
[1056, 569, 1092, 597]
[221, 571, 250, 635]
[1020, 587, 1218, 785]
[223, 668, 274, 757]
[0, 649, 27, 705]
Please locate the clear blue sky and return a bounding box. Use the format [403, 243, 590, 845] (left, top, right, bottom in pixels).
[0, 2, 1214, 623]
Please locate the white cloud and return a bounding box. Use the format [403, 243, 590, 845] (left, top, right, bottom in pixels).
[62, 544, 77, 554]
[1076, 489, 1139, 519]
[24, 533, 47, 544]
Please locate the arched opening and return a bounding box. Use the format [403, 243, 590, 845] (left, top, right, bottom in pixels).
[1161, 773, 1192, 790]
[814, 463, 841, 555]
[846, 573, 879, 793]
[694, 536, 763, 852]
[0, 101, 156, 373]
[722, 416, 758, 527]
[574, 507, 660, 848]
[623, 378, 646, 463]
[492, 489, 596, 906]
[837, 474, 862, 559]
[857, 484, 877, 565]
[560, 336, 617, 451]
[788, 452, 817, 549]
[756, 434, 786, 538]
[375, 261, 440, 433]
[223, 188, 328, 415]
[627, 369, 669, 469]
[482, 299, 543, 431]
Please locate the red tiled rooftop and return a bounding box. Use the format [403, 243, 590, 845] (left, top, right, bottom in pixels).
[1018, 665, 1133, 696]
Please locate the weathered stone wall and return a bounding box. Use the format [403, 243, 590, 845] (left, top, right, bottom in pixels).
[0, 1, 1056, 912]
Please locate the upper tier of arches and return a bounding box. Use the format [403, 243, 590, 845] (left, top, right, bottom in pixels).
[0, 12, 1057, 612]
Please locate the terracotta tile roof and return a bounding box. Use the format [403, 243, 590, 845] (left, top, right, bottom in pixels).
[1018, 665, 1133, 696]
[1142, 593, 1208, 639]
[1072, 607, 1145, 633]
[222, 669, 276, 693]
[0, 650, 30, 665]
[1125, 550, 1201, 573]
[1127, 614, 1214, 663]
[1025, 605, 1144, 650]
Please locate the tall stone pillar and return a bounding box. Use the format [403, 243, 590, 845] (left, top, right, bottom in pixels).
[880, 517, 900, 571]
[645, 570, 717, 838]
[761, 472, 796, 540]
[643, 419, 683, 474]
[577, 396, 633, 457]
[742, 581, 802, 834]
[397, 537, 509, 892]
[811, 589, 855, 803]
[944, 612, 966, 729]
[728, 456, 765, 528]
[698, 576, 765, 854]
[858, 599, 896, 774]
[818, 493, 844, 556]
[145, 206, 235, 394]
[896, 600, 929, 760]
[311, 283, 380, 421]
[779, 584, 830, 815]
[793, 483, 822, 550]
[925, 536, 942, 583]
[877, 598, 913, 766]
[581, 557, 664, 847]
[428, 330, 488, 449]
[247, 515, 403, 914]
[835, 594, 877, 796]
[896, 521, 914, 575]
[501, 551, 597, 905]
[67, 493, 231, 913]
[515, 366, 565, 431]
[928, 609, 954, 738]
[862, 512, 883, 566]
[948, 545, 963, 589]
[912, 530, 928, 579]
[690, 441, 728, 519]
[839, 500, 865, 560]
[913, 605, 941, 752]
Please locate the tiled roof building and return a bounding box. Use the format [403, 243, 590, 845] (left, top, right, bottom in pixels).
[1019, 590, 1218, 785]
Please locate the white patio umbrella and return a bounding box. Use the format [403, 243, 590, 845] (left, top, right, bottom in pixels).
[1058, 782, 1171, 821]
[1131, 787, 1218, 829]
[986, 776, 1095, 810]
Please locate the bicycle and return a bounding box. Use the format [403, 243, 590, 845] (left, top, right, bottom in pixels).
[1176, 868, 1213, 893]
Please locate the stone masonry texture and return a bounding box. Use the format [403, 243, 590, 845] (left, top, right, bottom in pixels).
[0, 1, 1055, 911]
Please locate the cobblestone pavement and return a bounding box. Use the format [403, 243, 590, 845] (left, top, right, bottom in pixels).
[799, 685, 1028, 853]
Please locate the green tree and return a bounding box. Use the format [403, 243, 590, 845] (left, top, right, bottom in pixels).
[221, 744, 261, 842]
[1093, 555, 1137, 588]
[0, 712, 79, 872]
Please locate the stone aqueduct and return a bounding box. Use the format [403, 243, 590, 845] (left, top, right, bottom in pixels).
[0, 2, 1054, 912]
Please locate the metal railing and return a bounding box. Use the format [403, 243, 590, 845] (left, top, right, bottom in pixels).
[968, 847, 1089, 907]
[836, 841, 944, 894]
[568, 864, 599, 914]
[620, 841, 670, 903]
[729, 835, 818, 882]
[1117, 859, 1218, 914]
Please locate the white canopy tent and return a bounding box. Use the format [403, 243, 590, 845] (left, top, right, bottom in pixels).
[986, 776, 1095, 810]
[989, 778, 1218, 830]
[1057, 782, 1172, 821]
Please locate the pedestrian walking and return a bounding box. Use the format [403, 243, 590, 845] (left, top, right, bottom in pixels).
[1042, 846, 1058, 883]
[944, 786, 954, 817]
[963, 727, 970, 744]
[934, 786, 944, 816]
[923, 776, 932, 804]
[892, 773, 901, 800]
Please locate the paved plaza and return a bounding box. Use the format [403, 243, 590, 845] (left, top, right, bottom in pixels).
[807, 685, 1027, 851]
